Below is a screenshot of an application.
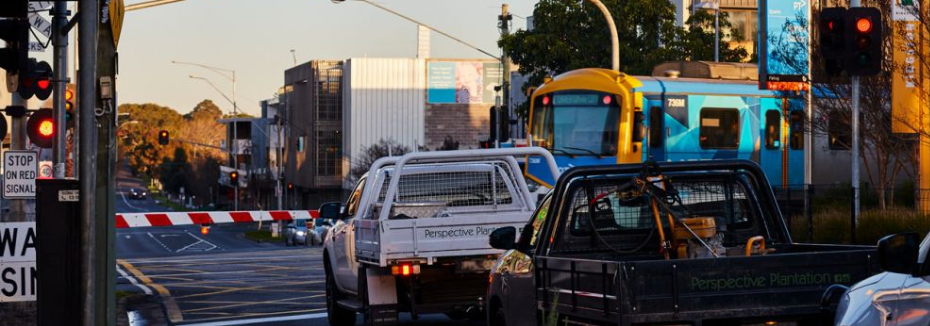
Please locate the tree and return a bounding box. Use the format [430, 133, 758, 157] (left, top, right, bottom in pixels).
[349, 139, 410, 181]
[500, 0, 748, 117]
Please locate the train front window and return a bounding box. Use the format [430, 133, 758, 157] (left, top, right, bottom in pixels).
[531, 92, 620, 156]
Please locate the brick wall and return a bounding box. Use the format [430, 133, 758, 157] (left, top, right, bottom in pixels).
[424, 103, 491, 150]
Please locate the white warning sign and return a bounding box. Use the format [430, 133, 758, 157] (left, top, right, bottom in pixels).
[0, 222, 37, 302]
[3, 151, 38, 199]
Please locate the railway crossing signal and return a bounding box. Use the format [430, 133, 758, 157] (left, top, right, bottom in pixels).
[818, 7, 883, 77]
[19, 60, 54, 100]
[0, 4, 28, 76]
[27, 108, 55, 148]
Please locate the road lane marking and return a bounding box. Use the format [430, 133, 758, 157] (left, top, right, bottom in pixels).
[147, 232, 173, 252]
[116, 263, 152, 295]
[178, 311, 327, 326]
[118, 259, 184, 323]
[181, 294, 325, 313]
[176, 231, 219, 252]
[124, 251, 322, 264]
[120, 191, 149, 213]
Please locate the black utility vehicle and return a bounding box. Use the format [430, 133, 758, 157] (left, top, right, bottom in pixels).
[487, 160, 878, 326]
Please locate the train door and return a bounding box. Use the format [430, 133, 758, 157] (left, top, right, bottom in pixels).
[786, 109, 805, 186]
[760, 103, 784, 187]
[647, 102, 666, 161]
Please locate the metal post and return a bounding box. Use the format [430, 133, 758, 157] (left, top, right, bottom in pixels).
[9, 93, 27, 221]
[78, 2, 99, 326]
[232, 72, 238, 211]
[52, 1, 68, 179]
[500, 4, 512, 145]
[584, 0, 619, 71]
[850, 0, 860, 241]
[714, 0, 720, 62]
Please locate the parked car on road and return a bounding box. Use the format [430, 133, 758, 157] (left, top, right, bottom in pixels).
[285, 219, 314, 246]
[825, 231, 930, 326]
[312, 218, 335, 246]
[128, 188, 147, 200]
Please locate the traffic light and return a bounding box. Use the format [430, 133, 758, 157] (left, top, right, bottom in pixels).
[19, 60, 54, 100]
[845, 7, 882, 76]
[157, 130, 169, 145]
[27, 108, 54, 148]
[65, 85, 75, 127]
[287, 182, 293, 190]
[229, 171, 239, 186]
[819, 8, 846, 76]
[0, 3, 28, 75]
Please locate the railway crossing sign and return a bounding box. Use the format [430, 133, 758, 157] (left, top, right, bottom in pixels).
[3, 151, 38, 199]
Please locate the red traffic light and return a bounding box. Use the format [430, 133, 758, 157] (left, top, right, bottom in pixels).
[856, 17, 872, 33]
[26, 108, 54, 148]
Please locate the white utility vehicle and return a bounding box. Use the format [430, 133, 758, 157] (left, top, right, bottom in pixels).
[321, 148, 558, 326]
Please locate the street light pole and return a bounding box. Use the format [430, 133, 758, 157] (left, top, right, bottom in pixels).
[583, 0, 619, 71]
[174, 60, 239, 210]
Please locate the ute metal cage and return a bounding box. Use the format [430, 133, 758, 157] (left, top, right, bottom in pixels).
[354, 147, 560, 266]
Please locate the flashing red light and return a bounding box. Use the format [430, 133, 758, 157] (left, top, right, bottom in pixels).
[542, 96, 550, 105]
[856, 18, 872, 33]
[827, 21, 835, 31]
[602, 95, 612, 105]
[38, 120, 54, 137]
[37, 79, 50, 90]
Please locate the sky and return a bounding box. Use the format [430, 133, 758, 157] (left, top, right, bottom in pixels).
[101, 0, 538, 116]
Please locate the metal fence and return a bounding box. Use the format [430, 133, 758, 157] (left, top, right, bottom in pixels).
[773, 184, 930, 245]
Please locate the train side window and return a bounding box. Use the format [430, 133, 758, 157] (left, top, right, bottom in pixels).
[828, 112, 850, 150]
[649, 107, 663, 148]
[764, 110, 780, 149]
[699, 108, 740, 149]
[789, 111, 803, 150]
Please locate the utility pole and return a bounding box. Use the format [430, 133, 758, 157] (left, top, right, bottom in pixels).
[9, 93, 27, 222]
[78, 1, 99, 326]
[499, 4, 512, 147]
[52, 1, 69, 179]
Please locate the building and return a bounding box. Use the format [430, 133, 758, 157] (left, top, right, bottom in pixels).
[670, 0, 760, 58]
[280, 57, 503, 208]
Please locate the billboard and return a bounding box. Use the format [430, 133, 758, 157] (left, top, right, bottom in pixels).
[427, 61, 502, 104]
[759, 0, 811, 90]
[891, 0, 925, 133]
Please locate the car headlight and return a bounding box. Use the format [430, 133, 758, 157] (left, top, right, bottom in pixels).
[296, 231, 305, 236]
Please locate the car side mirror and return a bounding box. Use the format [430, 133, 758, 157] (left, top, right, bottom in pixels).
[877, 232, 920, 275]
[489, 226, 516, 250]
[319, 202, 343, 220]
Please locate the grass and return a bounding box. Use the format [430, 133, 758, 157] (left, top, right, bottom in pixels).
[789, 208, 930, 245]
[244, 230, 284, 243]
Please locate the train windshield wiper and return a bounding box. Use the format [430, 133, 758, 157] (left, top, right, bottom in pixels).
[561, 147, 604, 159]
[550, 148, 576, 158]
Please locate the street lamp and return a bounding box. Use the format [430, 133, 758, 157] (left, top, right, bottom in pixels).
[693, 0, 721, 62]
[175, 59, 240, 210]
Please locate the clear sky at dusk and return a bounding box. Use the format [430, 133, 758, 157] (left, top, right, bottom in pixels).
[113, 0, 537, 116]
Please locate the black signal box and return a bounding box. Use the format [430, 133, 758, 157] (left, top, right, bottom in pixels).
[36, 179, 82, 326]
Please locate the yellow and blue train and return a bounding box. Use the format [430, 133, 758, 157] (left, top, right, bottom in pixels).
[524, 66, 804, 188]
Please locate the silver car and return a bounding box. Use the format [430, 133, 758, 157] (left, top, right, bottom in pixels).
[285, 219, 314, 246]
[828, 231, 930, 326]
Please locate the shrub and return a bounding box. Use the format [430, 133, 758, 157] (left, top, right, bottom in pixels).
[789, 208, 930, 245]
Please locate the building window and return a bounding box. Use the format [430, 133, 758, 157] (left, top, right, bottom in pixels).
[699, 108, 740, 149]
[317, 63, 343, 122]
[828, 112, 850, 150]
[721, 9, 758, 59]
[764, 110, 780, 149]
[789, 111, 804, 150]
[649, 107, 664, 148]
[317, 130, 342, 176]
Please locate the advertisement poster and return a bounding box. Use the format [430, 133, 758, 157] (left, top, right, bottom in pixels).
[759, 0, 810, 88]
[428, 61, 501, 104]
[891, 0, 924, 133]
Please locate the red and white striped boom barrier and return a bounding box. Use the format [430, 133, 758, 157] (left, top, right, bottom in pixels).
[115, 210, 320, 228]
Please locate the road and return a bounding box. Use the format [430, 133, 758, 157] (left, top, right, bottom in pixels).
[115, 168, 482, 326]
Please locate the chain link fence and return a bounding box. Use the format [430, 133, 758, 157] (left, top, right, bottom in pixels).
[773, 185, 930, 245]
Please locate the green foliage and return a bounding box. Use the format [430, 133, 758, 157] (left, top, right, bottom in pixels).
[119, 99, 226, 207]
[789, 209, 930, 245]
[501, 0, 749, 117]
[244, 230, 284, 243]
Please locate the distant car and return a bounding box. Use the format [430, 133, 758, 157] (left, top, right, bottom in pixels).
[827, 231, 930, 326]
[285, 219, 314, 246]
[128, 188, 147, 200]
